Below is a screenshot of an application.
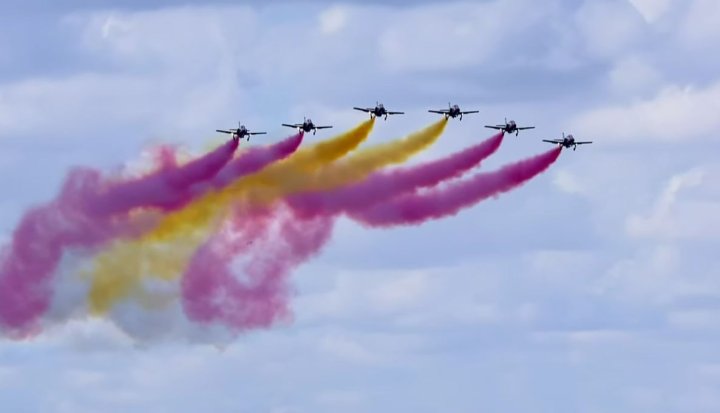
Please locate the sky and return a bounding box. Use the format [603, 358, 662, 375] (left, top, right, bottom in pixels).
[1, 0, 720, 411]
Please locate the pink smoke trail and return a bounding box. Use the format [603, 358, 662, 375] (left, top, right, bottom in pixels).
[85, 133, 303, 215]
[287, 132, 504, 218]
[181, 203, 333, 330]
[0, 135, 303, 334]
[179, 134, 508, 330]
[80, 138, 238, 217]
[349, 146, 563, 227]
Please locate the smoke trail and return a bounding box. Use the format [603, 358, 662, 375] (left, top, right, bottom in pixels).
[287, 131, 503, 217]
[86, 119, 375, 314]
[241, 118, 450, 205]
[85, 134, 304, 215]
[180, 122, 462, 330]
[146, 118, 376, 242]
[199, 133, 304, 194]
[87, 118, 447, 315]
[181, 203, 333, 330]
[82, 139, 239, 217]
[0, 139, 239, 334]
[350, 146, 562, 227]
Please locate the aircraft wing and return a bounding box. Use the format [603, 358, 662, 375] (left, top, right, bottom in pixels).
[282, 123, 300, 128]
[249, 132, 267, 135]
[428, 110, 449, 114]
[484, 125, 502, 130]
[353, 107, 371, 112]
[387, 111, 404, 115]
[216, 129, 233, 134]
[575, 141, 592, 144]
[517, 126, 535, 130]
[542, 139, 563, 144]
[461, 110, 479, 114]
[316, 126, 333, 129]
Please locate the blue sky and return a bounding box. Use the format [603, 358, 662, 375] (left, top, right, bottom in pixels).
[2, 0, 720, 411]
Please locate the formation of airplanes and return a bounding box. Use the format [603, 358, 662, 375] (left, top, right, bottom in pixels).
[216, 101, 593, 151]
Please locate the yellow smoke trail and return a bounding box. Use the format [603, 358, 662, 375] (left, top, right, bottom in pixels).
[86, 118, 447, 314]
[86, 119, 375, 314]
[243, 117, 449, 204]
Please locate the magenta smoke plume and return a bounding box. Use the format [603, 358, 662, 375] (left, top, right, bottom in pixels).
[349, 146, 563, 227]
[85, 133, 303, 215]
[82, 138, 238, 217]
[287, 132, 504, 217]
[182, 133, 304, 208]
[181, 203, 333, 330]
[0, 139, 244, 334]
[179, 133, 507, 330]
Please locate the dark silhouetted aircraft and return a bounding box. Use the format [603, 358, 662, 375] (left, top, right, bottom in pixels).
[485, 118, 535, 136]
[353, 102, 404, 120]
[216, 122, 266, 141]
[542, 133, 592, 151]
[428, 103, 479, 120]
[282, 117, 333, 135]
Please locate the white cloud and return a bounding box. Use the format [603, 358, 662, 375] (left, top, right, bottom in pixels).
[0, 71, 243, 145]
[595, 244, 685, 303]
[318, 6, 348, 34]
[64, 369, 106, 388]
[74, 6, 257, 70]
[524, 249, 601, 289]
[315, 390, 363, 407]
[678, 0, 720, 48]
[594, 242, 720, 305]
[627, 0, 673, 22]
[625, 386, 664, 409]
[38, 318, 134, 352]
[377, 0, 553, 72]
[318, 333, 381, 364]
[574, 0, 648, 59]
[626, 167, 720, 240]
[0, 366, 12, 387]
[366, 271, 431, 311]
[569, 80, 720, 142]
[552, 169, 587, 195]
[294, 263, 503, 329]
[667, 309, 720, 329]
[534, 329, 635, 345]
[673, 386, 720, 412]
[607, 55, 664, 96]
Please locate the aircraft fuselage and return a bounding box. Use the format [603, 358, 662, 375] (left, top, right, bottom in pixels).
[372, 107, 387, 117]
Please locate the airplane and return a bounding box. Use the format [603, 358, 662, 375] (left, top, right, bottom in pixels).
[485, 118, 535, 136]
[281, 117, 333, 135]
[353, 102, 404, 120]
[428, 102, 479, 120]
[216, 122, 266, 141]
[542, 133, 592, 151]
